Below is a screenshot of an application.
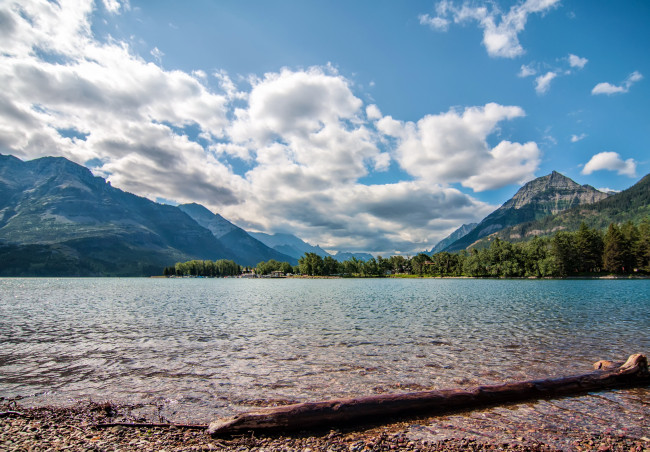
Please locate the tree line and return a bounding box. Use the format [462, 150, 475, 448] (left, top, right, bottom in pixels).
[163, 259, 241, 277]
[165, 218, 649, 278]
[296, 220, 649, 277]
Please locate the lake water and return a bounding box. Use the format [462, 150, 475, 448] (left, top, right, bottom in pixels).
[1, 278, 648, 445]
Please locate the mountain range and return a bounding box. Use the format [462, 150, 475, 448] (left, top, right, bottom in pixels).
[0, 154, 376, 276]
[249, 232, 373, 262]
[0, 155, 299, 275]
[1, 154, 647, 276]
[177, 203, 298, 266]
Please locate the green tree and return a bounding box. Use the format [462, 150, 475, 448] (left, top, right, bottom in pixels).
[637, 217, 650, 272]
[620, 221, 640, 272]
[360, 257, 380, 277]
[574, 222, 603, 273]
[322, 256, 340, 275]
[389, 255, 409, 274]
[603, 223, 627, 273]
[298, 253, 324, 276]
[342, 257, 361, 275]
[551, 231, 578, 276]
[521, 236, 548, 277]
[280, 261, 294, 274]
[463, 248, 487, 277]
[410, 253, 430, 276]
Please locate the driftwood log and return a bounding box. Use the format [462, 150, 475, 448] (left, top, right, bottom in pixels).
[208, 353, 649, 436]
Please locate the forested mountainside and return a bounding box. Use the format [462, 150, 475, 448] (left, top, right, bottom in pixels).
[484, 172, 650, 245]
[441, 171, 609, 252]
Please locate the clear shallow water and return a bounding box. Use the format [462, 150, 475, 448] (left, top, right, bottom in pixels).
[0, 277, 648, 428]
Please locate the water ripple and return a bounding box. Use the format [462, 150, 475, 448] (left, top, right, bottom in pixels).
[0, 277, 648, 426]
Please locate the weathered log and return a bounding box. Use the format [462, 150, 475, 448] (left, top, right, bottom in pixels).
[208, 353, 649, 436]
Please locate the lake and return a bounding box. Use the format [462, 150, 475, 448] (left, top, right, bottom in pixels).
[1, 277, 648, 444]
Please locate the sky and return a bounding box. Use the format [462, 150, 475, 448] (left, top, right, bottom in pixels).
[1, 0, 648, 255]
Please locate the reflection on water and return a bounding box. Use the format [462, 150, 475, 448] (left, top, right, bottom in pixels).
[0, 278, 648, 432]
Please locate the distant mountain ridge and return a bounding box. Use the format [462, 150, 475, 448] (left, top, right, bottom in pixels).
[442, 171, 609, 252]
[429, 223, 477, 254]
[250, 232, 374, 262]
[178, 204, 297, 266]
[0, 154, 365, 275]
[249, 232, 330, 260]
[0, 154, 236, 275]
[2, 154, 641, 275]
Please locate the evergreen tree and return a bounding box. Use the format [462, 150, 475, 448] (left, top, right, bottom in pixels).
[551, 231, 578, 276]
[620, 221, 640, 271]
[574, 222, 603, 273]
[637, 218, 650, 272]
[603, 223, 627, 273]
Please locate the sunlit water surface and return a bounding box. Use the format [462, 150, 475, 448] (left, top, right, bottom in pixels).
[1, 278, 648, 445]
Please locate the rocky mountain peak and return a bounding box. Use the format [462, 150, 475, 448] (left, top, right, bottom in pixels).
[502, 171, 608, 212]
[442, 171, 610, 252]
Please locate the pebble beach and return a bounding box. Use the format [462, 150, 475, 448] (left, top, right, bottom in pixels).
[2, 400, 649, 452]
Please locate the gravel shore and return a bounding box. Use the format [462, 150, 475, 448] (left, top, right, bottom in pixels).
[2, 400, 649, 451]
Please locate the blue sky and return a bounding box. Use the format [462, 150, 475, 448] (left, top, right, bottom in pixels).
[1, 0, 648, 254]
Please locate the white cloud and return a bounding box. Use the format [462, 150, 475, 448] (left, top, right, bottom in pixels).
[592, 71, 643, 95]
[535, 71, 556, 94]
[378, 103, 540, 191]
[568, 53, 588, 69]
[520, 53, 587, 93]
[518, 64, 536, 77]
[592, 83, 625, 95]
[150, 47, 164, 64]
[0, 0, 536, 255]
[570, 133, 586, 143]
[366, 104, 382, 120]
[419, 14, 450, 31]
[581, 152, 637, 177]
[102, 0, 130, 14]
[420, 0, 561, 58]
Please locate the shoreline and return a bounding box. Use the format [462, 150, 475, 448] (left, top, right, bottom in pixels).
[2, 400, 649, 451]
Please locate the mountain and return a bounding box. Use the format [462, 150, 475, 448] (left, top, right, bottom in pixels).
[249, 231, 374, 262]
[0, 154, 236, 276]
[178, 204, 297, 266]
[443, 171, 610, 252]
[489, 172, 650, 243]
[249, 232, 330, 260]
[332, 251, 374, 262]
[429, 223, 478, 254]
[177, 203, 239, 238]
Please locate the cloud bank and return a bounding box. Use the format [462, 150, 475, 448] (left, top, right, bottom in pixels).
[0, 0, 545, 254]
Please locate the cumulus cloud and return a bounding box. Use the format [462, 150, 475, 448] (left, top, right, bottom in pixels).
[581, 152, 637, 177]
[592, 71, 643, 95]
[568, 53, 588, 69]
[377, 103, 540, 191]
[535, 71, 556, 94]
[570, 133, 586, 143]
[420, 0, 560, 58]
[0, 0, 533, 255]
